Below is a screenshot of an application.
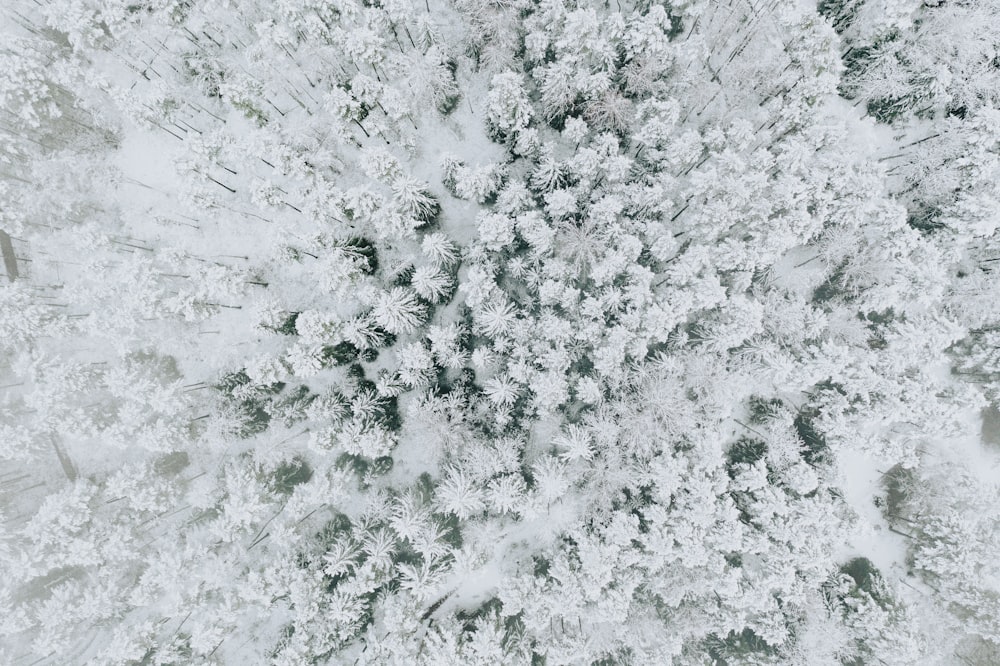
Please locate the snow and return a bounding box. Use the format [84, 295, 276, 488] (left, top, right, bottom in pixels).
[835, 447, 909, 576]
[4, 0, 1000, 663]
[825, 95, 897, 159]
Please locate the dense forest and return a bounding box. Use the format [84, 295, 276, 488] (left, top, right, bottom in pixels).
[1, 0, 1000, 663]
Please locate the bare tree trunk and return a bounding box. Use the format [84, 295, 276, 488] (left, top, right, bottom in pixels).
[51, 437, 78, 482]
[0, 230, 18, 282]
